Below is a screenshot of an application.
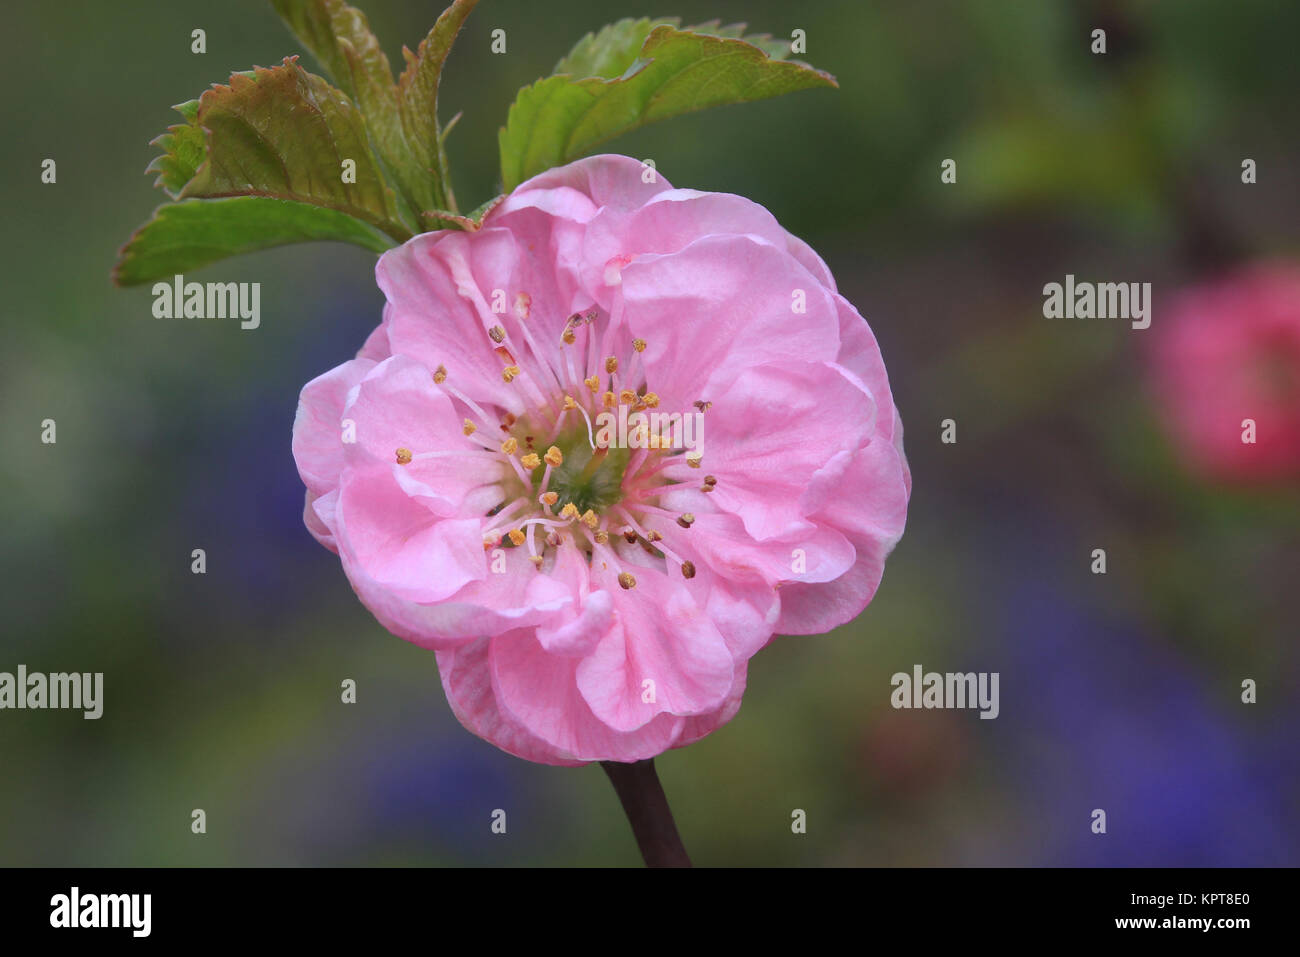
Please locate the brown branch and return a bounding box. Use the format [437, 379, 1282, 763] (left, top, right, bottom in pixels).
[600, 759, 692, 867]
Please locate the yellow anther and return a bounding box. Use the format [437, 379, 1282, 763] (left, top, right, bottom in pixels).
[605, 356, 619, 373]
[677, 512, 695, 528]
[563, 395, 577, 410]
[618, 572, 637, 590]
[488, 325, 506, 343]
[681, 560, 696, 579]
[507, 529, 526, 546]
[562, 328, 576, 345]
[501, 437, 518, 455]
[603, 391, 616, 409]
[641, 392, 660, 408]
[529, 554, 543, 568]
[502, 365, 521, 383]
[619, 389, 637, 404]
[433, 365, 447, 384]
[594, 530, 609, 545]
[541, 491, 559, 506]
[633, 338, 647, 352]
[647, 530, 662, 543]
[462, 419, 477, 436]
[521, 452, 541, 470]
[580, 509, 599, 529]
[584, 375, 600, 393]
[544, 446, 563, 468]
[560, 503, 579, 520]
[685, 451, 703, 468]
[395, 448, 412, 465]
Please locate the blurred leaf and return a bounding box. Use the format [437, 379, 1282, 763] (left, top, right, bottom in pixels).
[945, 111, 1162, 225]
[500, 24, 836, 191]
[113, 197, 394, 286]
[181, 58, 410, 240]
[924, 313, 1119, 436]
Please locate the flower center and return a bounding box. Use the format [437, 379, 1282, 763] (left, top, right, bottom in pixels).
[396, 280, 714, 587]
[547, 440, 631, 514]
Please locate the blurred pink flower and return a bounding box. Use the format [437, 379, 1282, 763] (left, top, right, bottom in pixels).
[293, 155, 910, 765]
[1151, 262, 1300, 483]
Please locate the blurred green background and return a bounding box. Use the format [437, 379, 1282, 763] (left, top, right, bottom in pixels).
[2, 0, 1297, 866]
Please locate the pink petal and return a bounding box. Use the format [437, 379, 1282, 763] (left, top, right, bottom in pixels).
[437, 638, 588, 766]
[489, 630, 685, 763]
[623, 234, 842, 414]
[334, 466, 486, 604]
[658, 360, 877, 540]
[575, 560, 733, 732]
[341, 355, 508, 515]
[292, 358, 375, 496]
[357, 545, 575, 649]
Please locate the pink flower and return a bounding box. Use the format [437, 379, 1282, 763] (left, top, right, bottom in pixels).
[293, 155, 910, 765]
[1150, 262, 1300, 483]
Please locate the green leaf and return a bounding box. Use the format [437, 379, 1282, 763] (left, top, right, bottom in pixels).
[681, 20, 792, 61]
[271, 0, 478, 218]
[270, 0, 420, 218]
[553, 17, 676, 79]
[462, 194, 505, 223]
[113, 196, 395, 286]
[115, 1, 489, 288]
[500, 24, 836, 191]
[145, 99, 205, 198]
[553, 18, 792, 79]
[182, 58, 411, 242]
[396, 0, 479, 214]
[421, 193, 503, 232]
[268, 0, 396, 110]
